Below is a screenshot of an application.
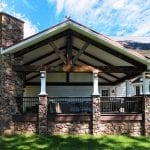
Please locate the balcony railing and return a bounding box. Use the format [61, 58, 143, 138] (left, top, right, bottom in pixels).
[100, 96, 143, 114]
[48, 97, 92, 114]
[16, 97, 39, 114]
[16, 96, 143, 114]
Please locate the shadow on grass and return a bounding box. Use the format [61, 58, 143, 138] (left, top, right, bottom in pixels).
[0, 134, 150, 150]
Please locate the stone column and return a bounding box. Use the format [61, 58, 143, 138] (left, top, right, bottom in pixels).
[39, 95, 48, 134]
[38, 71, 48, 134]
[0, 54, 24, 135]
[92, 70, 101, 134]
[92, 95, 101, 135]
[144, 96, 150, 136]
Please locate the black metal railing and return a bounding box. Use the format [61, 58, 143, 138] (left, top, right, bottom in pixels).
[16, 97, 39, 114]
[100, 96, 143, 114]
[16, 96, 143, 115]
[48, 97, 92, 114]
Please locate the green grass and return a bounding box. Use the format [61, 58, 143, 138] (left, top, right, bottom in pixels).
[0, 134, 150, 150]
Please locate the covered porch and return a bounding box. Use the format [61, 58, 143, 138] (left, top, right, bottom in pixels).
[1, 19, 150, 135]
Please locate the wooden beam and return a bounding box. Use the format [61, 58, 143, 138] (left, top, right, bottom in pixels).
[78, 59, 120, 80]
[26, 58, 62, 80]
[25, 82, 112, 86]
[49, 41, 66, 63]
[72, 42, 89, 64]
[72, 46, 122, 79]
[114, 73, 140, 85]
[98, 74, 113, 83]
[13, 65, 145, 73]
[66, 31, 72, 62]
[24, 51, 55, 65]
[83, 51, 112, 66]
[72, 46, 111, 66]
[72, 30, 146, 67]
[15, 31, 68, 57]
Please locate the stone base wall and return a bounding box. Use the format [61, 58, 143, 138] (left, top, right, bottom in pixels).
[48, 121, 91, 135]
[14, 122, 37, 134]
[12, 120, 142, 136]
[100, 121, 142, 136]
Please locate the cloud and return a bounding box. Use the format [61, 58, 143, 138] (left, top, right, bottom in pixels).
[0, 1, 38, 38]
[0, 1, 8, 11]
[22, 0, 36, 10]
[48, 0, 150, 36]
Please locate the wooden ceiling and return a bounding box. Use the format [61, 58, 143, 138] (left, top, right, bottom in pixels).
[12, 23, 147, 86]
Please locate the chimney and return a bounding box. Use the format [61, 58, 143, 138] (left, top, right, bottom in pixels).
[0, 12, 24, 49]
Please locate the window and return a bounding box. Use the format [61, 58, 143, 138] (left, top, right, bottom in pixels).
[135, 86, 140, 95]
[101, 90, 109, 96]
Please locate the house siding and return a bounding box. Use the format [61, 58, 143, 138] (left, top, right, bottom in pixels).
[24, 84, 137, 97]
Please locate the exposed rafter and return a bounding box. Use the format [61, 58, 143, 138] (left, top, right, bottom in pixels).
[26, 58, 62, 81]
[13, 65, 145, 74]
[49, 41, 66, 64]
[72, 42, 89, 64]
[72, 30, 146, 67]
[78, 59, 120, 80]
[66, 31, 72, 63]
[24, 51, 55, 65]
[15, 31, 68, 57]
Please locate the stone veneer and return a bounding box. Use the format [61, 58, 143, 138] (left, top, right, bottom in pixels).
[100, 121, 142, 136]
[92, 95, 101, 135]
[0, 12, 24, 48]
[48, 122, 91, 135]
[38, 96, 48, 134]
[14, 122, 37, 134]
[0, 54, 24, 135]
[144, 96, 150, 136]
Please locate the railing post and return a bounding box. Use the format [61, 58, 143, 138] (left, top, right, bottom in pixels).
[120, 98, 125, 113]
[38, 71, 48, 134]
[92, 95, 101, 135]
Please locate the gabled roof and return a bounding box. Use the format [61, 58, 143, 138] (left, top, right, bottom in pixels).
[1, 19, 149, 66]
[1, 19, 150, 85]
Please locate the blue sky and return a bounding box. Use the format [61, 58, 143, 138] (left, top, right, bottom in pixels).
[0, 0, 150, 38]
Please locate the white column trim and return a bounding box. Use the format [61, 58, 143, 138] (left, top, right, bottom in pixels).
[39, 71, 48, 96]
[126, 80, 131, 97]
[92, 70, 100, 95]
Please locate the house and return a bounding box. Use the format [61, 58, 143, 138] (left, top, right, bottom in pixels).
[0, 12, 150, 136]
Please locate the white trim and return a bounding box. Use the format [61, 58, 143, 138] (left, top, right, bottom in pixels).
[39, 71, 48, 96]
[92, 70, 100, 95]
[1, 22, 70, 54]
[2, 21, 150, 66]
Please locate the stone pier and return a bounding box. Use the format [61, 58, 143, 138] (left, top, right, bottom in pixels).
[38, 95, 48, 134]
[92, 95, 101, 135]
[0, 54, 24, 135]
[144, 96, 150, 136]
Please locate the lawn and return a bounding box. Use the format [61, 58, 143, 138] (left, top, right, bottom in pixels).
[0, 134, 150, 150]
